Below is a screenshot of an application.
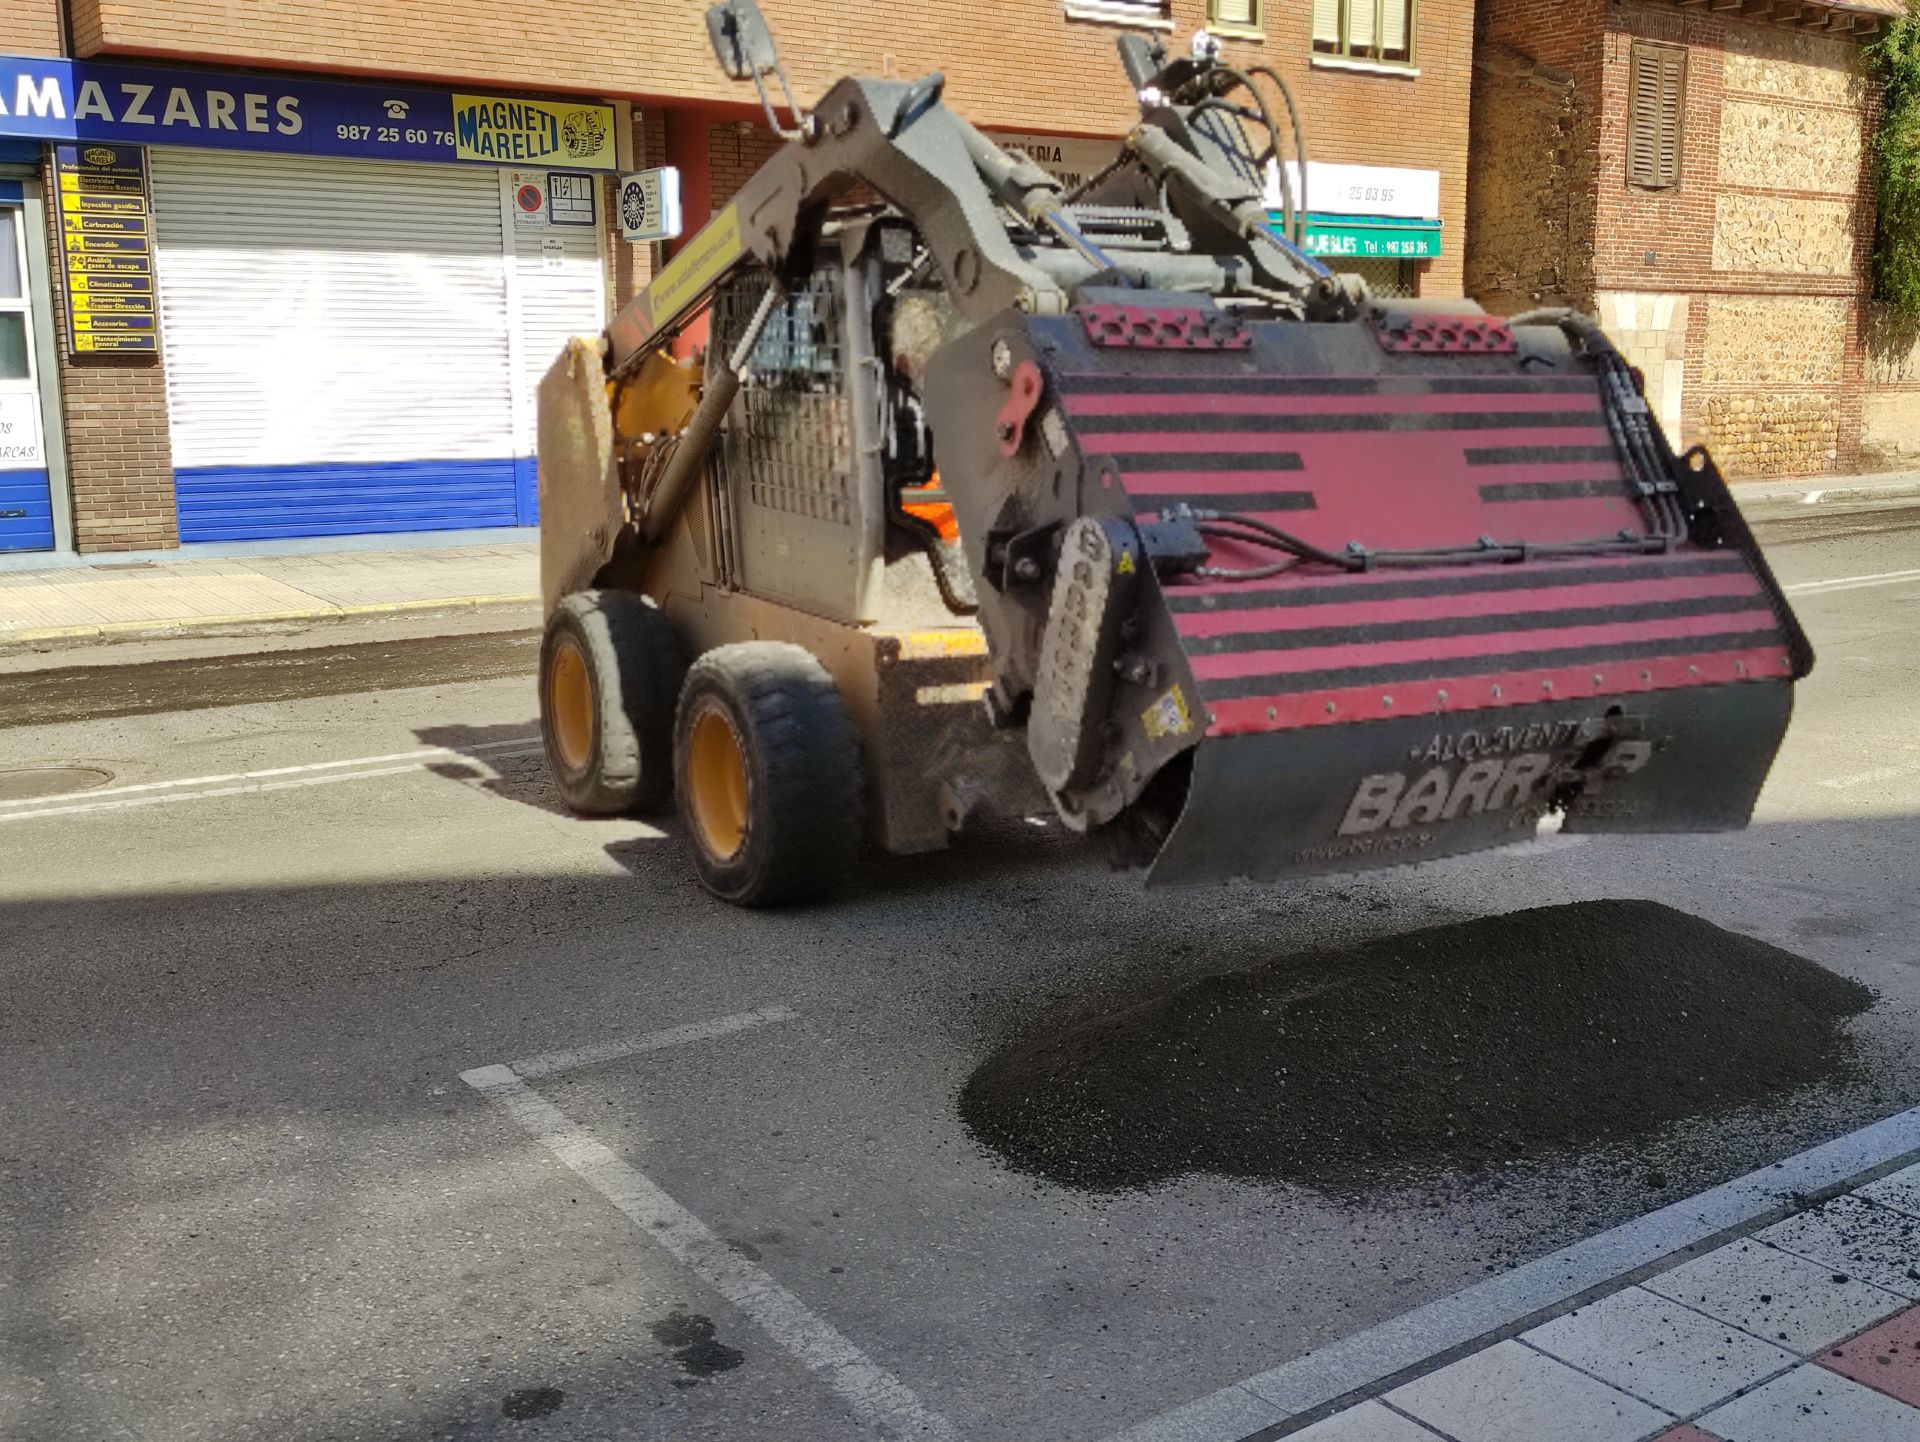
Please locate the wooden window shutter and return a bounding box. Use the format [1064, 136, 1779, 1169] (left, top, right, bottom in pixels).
[1212, 0, 1258, 28]
[1351, 0, 1380, 53]
[1381, 0, 1411, 56]
[1312, 0, 1343, 48]
[1628, 41, 1686, 189]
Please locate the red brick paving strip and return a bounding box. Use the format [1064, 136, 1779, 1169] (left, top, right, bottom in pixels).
[1819, 1302, 1920, 1409]
[1651, 1425, 1727, 1442]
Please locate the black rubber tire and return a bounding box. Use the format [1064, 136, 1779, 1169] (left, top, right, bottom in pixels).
[539, 590, 682, 816]
[673, 642, 863, 906]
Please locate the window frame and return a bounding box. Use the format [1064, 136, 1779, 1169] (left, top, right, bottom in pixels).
[1063, 0, 1174, 30]
[1626, 39, 1687, 191]
[0, 206, 35, 387]
[1312, 0, 1418, 72]
[1208, 0, 1264, 37]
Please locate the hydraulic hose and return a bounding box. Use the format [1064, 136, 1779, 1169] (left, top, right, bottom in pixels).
[639, 281, 782, 543]
[1247, 64, 1309, 247]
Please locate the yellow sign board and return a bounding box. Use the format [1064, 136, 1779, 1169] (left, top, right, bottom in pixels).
[52, 143, 159, 355]
[645, 204, 744, 330]
[451, 95, 617, 170]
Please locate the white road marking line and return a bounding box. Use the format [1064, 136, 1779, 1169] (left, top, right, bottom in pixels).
[505, 1005, 800, 1080]
[1097, 1101, 1920, 1442]
[1821, 757, 1920, 791]
[0, 736, 539, 810]
[0, 745, 543, 823]
[463, 1063, 963, 1442]
[1784, 567, 1920, 596]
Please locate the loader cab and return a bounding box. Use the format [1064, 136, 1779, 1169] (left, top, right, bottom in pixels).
[701, 209, 974, 626]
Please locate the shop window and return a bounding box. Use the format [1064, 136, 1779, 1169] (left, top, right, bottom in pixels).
[1065, 0, 1173, 28]
[1312, 0, 1416, 68]
[1628, 41, 1686, 190]
[1210, 0, 1262, 33]
[1346, 256, 1416, 299]
[0, 209, 27, 381]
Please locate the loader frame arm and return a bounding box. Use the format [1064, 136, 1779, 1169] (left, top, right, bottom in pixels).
[605, 76, 1071, 375]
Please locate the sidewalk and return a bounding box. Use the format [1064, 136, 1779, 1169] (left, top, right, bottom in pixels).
[0, 466, 1914, 654]
[1732, 466, 1920, 512]
[1296, 1160, 1920, 1442]
[0, 533, 537, 651]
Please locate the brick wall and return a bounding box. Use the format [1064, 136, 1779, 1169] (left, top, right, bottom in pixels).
[38, 158, 179, 552]
[1471, 0, 1892, 477]
[0, 0, 62, 55]
[71, 0, 1477, 295]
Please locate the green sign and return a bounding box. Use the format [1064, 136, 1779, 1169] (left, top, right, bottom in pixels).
[1274, 212, 1443, 261]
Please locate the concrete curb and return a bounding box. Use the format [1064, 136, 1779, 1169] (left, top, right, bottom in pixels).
[1734, 473, 1920, 511]
[0, 592, 539, 654]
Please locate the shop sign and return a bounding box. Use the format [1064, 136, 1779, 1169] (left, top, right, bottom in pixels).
[1299, 216, 1443, 260]
[543, 171, 597, 226]
[1268, 160, 1441, 223]
[509, 170, 599, 230]
[52, 144, 158, 355]
[618, 167, 682, 244]
[452, 96, 613, 169]
[988, 131, 1120, 192]
[0, 392, 42, 467]
[0, 56, 617, 171]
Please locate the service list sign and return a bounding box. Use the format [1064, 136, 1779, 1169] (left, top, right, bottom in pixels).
[54, 144, 157, 355]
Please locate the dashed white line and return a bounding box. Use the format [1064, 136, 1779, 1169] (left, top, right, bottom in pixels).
[463, 1028, 963, 1442]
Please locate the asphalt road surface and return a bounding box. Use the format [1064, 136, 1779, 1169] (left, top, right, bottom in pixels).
[4, 506, 1920, 1442]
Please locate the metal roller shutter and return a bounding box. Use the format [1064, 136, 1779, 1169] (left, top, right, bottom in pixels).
[503, 172, 608, 526]
[150, 149, 518, 541]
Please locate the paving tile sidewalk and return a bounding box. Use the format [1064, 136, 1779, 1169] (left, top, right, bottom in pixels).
[0, 539, 537, 648]
[1295, 1161, 1920, 1442]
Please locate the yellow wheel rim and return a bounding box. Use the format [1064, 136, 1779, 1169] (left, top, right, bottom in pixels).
[687, 704, 749, 862]
[548, 636, 595, 774]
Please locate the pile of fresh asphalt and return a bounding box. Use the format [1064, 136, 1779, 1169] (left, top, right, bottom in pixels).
[959, 901, 1873, 1195]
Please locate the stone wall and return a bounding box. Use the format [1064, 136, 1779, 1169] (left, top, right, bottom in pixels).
[1700, 295, 1849, 386]
[1866, 305, 1920, 386]
[1861, 395, 1920, 468]
[1716, 100, 1862, 194]
[1465, 42, 1597, 312]
[1711, 194, 1857, 277]
[1704, 393, 1839, 476]
[1862, 305, 1920, 469]
[1720, 21, 1863, 106]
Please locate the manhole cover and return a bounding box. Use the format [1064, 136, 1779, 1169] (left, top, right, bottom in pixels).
[0, 766, 115, 801]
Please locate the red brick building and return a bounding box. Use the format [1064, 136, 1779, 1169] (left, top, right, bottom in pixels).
[0, 0, 1478, 555]
[1467, 0, 1917, 478]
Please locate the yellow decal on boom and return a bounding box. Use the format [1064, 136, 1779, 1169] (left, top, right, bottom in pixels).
[646, 203, 744, 328]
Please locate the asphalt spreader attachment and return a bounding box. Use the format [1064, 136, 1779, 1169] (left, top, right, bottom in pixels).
[957, 901, 1874, 1198]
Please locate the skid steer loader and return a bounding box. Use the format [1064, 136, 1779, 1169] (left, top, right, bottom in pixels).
[535, 1, 1811, 905]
